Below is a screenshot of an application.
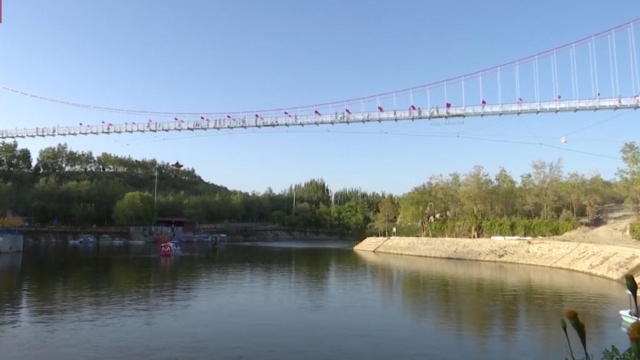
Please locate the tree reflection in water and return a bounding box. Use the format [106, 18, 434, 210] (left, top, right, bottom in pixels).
[0, 242, 630, 360]
[356, 251, 626, 351]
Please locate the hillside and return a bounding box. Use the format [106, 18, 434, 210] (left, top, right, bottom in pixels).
[0, 142, 233, 225]
[1, 140, 640, 240]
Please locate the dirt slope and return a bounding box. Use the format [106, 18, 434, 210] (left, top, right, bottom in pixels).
[551, 211, 639, 248]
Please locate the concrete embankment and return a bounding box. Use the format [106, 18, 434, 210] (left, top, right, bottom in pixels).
[354, 237, 640, 281]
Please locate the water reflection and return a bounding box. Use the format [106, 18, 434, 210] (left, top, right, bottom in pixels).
[356, 250, 629, 358]
[0, 242, 631, 360]
[0, 253, 21, 274]
[0, 254, 23, 328]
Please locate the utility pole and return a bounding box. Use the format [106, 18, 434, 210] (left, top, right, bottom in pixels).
[292, 186, 296, 220]
[154, 167, 158, 209]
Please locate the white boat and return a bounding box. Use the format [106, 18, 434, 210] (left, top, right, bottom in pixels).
[215, 234, 228, 243]
[620, 309, 639, 324]
[620, 290, 640, 323]
[111, 238, 125, 245]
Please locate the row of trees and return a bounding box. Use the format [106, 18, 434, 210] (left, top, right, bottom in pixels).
[0, 141, 639, 237]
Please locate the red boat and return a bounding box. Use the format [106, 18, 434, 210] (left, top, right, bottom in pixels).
[159, 242, 179, 256]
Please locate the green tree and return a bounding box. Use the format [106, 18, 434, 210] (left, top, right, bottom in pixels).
[493, 167, 518, 218]
[527, 159, 564, 219]
[563, 172, 586, 218]
[91, 178, 128, 225]
[427, 174, 461, 219]
[271, 210, 286, 225]
[398, 185, 431, 236]
[0, 140, 628, 236]
[583, 174, 606, 219]
[31, 176, 69, 224]
[460, 165, 493, 218]
[112, 192, 156, 225]
[336, 201, 369, 234]
[618, 142, 640, 219]
[292, 179, 331, 208]
[70, 203, 97, 225]
[0, 181, 15, 215]
[0, 141, 32, 171]
[37, 144, 69, 173]
[374, 196, 398, 236]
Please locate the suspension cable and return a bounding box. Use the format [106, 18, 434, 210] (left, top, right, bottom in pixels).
[589, 42, 595, 98]
[631, 23, 640, 94]
[570, 47, 576, 99]
[444, 81, 448, 107]
[533, 55, 540, 102]
[0, 19, 639, 117]
[593, 36, 599, 97]
[553, 50, 559, 98]
[515, 61, 521, 102]
[551, 53, 556, 99]
[609, 35, 615, 97]
[572, 44, 579, 99]
[630, 28, 637, 95]
[479, 73, 483, 104]
[613, 29, 621, 96]
[462, 76, 466, 107]
[498, 67, 502, 105]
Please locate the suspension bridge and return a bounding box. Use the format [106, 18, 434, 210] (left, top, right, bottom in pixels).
[1, 18, 639, 140]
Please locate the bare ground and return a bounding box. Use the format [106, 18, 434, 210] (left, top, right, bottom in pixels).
[550, 210, 640, 248]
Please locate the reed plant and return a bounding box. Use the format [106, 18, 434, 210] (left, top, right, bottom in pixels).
[559, 274, 640, 360]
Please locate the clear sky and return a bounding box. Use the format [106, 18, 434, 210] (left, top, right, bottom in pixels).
[0, 0, 638, 194]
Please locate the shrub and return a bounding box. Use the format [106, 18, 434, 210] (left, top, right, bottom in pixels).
[391, 219, 577, 238]
[559, 209, 576, 222]
[631, 222, 640, 240]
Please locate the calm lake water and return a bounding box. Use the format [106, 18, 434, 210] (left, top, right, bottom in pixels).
[0, 240, 632, 360]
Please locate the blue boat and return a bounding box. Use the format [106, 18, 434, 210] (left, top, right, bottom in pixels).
[69, 235, 96, 246]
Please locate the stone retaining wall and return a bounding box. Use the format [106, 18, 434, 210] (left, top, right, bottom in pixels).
[354, 237, 640, 281]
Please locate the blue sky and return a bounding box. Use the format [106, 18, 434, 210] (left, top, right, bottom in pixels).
[0, 0, 639, 194]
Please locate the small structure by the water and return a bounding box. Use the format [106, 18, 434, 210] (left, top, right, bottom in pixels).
[0, 228, 24, 254]
[155, 217, 198, 233]
[129, 217, 206, 243]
